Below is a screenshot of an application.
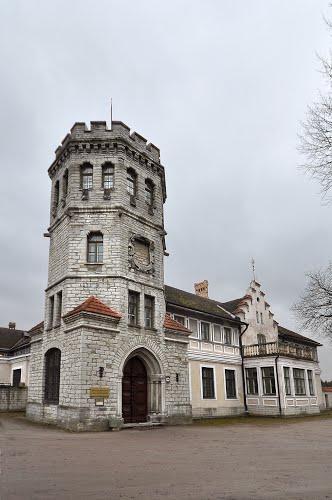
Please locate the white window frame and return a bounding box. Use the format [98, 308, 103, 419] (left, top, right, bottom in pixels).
[200, 321, 211, 342]
[213, 324, 223, 343]
[307, 369, 315, 396]
[224, 368, 238, 400]
[200, 364, 217, 400]
[173, 314, 186, 327]
[188, 317, 199, 339]
[224, 326, 233, 346]
[261, 366, 277, 396]
[283, 365, 292, 396]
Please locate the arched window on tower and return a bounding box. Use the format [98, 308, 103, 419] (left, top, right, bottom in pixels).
[127, 168, 137, 204]
[102, 163, 114, 190]
[102, 163, 114, 199]
[53, 180, 60, 216]
[87, 232, 103, 263]
[81, 163, 93, 190]
[62, 169, 68, 206]
[145, 179, 154, 212]
[44, 348, 61, 404]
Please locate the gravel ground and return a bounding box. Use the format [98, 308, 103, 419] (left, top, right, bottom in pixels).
[1, 412, 332, 500]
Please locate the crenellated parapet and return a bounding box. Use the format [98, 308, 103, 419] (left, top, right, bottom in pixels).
[50, 120, 161, 177]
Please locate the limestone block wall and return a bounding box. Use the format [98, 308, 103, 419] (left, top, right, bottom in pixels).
[0, 387, 27, 411]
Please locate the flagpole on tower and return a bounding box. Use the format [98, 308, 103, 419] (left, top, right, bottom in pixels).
[110, 98, 113, 130]
[251, 257, 256, 282]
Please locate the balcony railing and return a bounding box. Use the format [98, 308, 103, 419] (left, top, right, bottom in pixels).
[242, 340, 317, 361]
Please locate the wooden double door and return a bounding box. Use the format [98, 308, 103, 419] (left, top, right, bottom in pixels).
[122, 357, 148, 423]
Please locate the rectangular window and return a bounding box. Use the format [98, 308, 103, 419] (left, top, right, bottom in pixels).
[293, 368, 306, 395]
[55, 291, 62, 327]
[201, 322, 210, 341]
[213, 324, 222, 343]
[12, 369, 21, 387]
[87, 233, 103, 263]
[48, 295, 54, 329]
[128, 291, 139, 326]
[245, 367, 258, 395]
[283, 367, 291, 395]
[81, 165, 93, 190]
[260, 312, 263, 324]
[224, 327, 232, 345]
[189, 318, 198, 338]
[144, 295, 154, 329]
[202, 367, 215, 399]
[261, 366, 276, 395]
[307, 370, 315, 396]
[102, 164, 114, 189]
[127, 170, 136, 196]
[225, 369, 237, 399]
[174, 315, 185, 326]
[256, 311, 259, 323]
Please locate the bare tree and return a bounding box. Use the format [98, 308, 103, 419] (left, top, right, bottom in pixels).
[293, 263, 332, 338]
[299, 54, 332, 200]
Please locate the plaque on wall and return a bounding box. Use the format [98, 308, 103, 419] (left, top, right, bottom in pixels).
[89, 387, 110, 398]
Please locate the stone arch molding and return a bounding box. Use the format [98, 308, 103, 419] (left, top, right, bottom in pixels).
[114, 336, 168, 378]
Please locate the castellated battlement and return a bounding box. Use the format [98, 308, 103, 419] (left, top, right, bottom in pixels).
[54, 120, 160, 166]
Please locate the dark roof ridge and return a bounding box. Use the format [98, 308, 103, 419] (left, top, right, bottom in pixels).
[278, 324, 321, 347]
[165, 284, 241, 322]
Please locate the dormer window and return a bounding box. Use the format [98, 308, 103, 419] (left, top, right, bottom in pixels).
[87, 232, 103, 263]
[145, 179, 154, 206]
[102, 163, 114, 190]
[81, 164, 93, 190]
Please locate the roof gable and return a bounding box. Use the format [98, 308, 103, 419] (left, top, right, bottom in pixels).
[64, 296, 122, 320]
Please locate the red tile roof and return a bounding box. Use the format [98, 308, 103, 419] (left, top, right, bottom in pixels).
[323, 387, 332, 393]
[64, 296, 122, 320]
[164, 314, 191, 335]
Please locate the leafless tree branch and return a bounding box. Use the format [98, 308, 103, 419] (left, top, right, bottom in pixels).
[292, 263, 332, 339]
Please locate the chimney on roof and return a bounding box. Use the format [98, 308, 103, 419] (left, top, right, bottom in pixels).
[194, 280, 209, 298]
[8, 322, 16, 330]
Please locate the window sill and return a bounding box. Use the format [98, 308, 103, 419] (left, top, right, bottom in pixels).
[85, 262, 103, 266]
[128, 324, 141, 329]
[144, 327, 158, 332]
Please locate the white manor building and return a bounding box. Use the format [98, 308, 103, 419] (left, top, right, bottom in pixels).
[0, 119, 325, 429]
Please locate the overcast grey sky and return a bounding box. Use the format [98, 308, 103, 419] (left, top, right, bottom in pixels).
[1, 0, 332, 377]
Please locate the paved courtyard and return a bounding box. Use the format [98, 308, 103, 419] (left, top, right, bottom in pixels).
[1, 413, 332, 500]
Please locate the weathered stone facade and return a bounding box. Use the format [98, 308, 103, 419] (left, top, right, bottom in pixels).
[26, 121, 191, 431]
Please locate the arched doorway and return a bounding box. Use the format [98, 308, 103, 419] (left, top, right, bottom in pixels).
[122, 356, 148, 423]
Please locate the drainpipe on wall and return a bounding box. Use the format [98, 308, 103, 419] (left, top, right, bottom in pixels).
[275, 354, 282, 416]
[239, 322, 249, 414]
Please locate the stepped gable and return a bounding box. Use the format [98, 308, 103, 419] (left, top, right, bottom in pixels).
[278, 325, 321, 347]
[165, 285, 238, 322]
[221, 295, 252, 315]
[164, 314, 191, 335]
[64, 296, 122, 320]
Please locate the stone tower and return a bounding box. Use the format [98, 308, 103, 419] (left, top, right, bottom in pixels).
[26, 121, 192, 430]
